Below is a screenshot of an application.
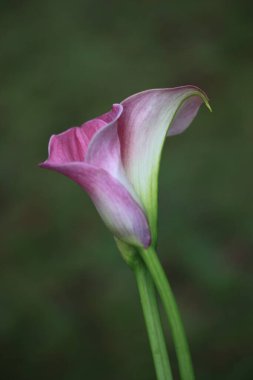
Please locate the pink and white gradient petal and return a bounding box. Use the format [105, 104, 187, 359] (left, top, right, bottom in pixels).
[40, 103, 151, 248]
[118, 86, 210, 238]
[40, 161, 150, 247]
[85, 104, 123, 175]
[85, 104, 139, 201]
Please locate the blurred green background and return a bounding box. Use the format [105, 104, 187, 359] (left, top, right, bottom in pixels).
[1, 0, 252, 379]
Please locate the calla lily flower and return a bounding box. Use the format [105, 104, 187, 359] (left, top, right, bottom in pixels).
[40, 86, 210, 248]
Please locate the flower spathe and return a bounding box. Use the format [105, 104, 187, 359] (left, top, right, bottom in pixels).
[40, 86, 210, 248]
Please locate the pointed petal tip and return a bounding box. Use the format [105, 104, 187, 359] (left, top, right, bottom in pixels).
[176, 84, 211, 112]
[204, 99, 212, 112]
[38, 160, 64, 171]
[191, 86, 211, 112]
[38, 159, 54, 168]
[38, 161, 47, 168]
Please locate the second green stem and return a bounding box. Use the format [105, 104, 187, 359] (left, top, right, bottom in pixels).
[139, 246, 195, 380]
[134, 258, 173, 380]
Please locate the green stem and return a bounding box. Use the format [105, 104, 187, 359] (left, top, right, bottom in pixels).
[139, 246, 195, 380]
[134, 258, 174, 380]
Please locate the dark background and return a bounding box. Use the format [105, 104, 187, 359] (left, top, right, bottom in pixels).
[1, 0, 252, 379]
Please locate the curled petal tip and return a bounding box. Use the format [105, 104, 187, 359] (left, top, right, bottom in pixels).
[193, 86, 212, 112]
[205, 100, 212, 112]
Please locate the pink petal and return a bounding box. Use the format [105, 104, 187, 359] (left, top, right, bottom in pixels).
[47, 105, 123, 165]
[47, 127, 90, 164]
[85, 104, 136, 198]
[40, 103, 150, 247]
[85, 104, 123, 175]
[168, 95, 205, 136]
[84, 104, 149, 239]
[118, 86, 210, 238]
[39, 161, 151, 248]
